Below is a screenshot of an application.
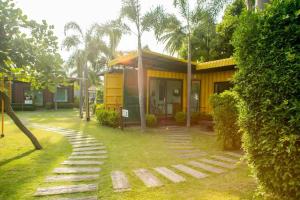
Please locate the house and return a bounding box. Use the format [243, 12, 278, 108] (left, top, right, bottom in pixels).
[101, 50, 236, 123]
[7, 80, 75, 110]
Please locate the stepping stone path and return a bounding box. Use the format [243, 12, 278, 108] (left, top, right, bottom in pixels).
[111, 171, 131, 192]
[161, 126, 207, 159]
[30, 125, 107, 200]
[172, 164, 208, 179]
[154, 167, 186, 183]
[133, 168, 163, 187]
[187, 161, 225, 174]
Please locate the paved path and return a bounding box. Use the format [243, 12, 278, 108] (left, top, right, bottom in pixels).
[31, 124, 107, 200]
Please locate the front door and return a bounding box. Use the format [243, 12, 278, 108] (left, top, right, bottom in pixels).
[149, 78, 182, 117]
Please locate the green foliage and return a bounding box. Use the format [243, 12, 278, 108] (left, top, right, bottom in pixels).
[96, 109, 119, 128]
[210, 91, 241, 150]
[232, 0, 300, 199]
[216, 0, 245, 59]
[175, 112, 186, 125]
[11, 104, 36, 111]
[146, 114, 158, 127]
[57, 102, 74, 109]
[0, 0, 65, 90]
[45, 102, 53, 109]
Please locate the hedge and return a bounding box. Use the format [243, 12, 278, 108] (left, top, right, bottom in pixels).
[232, 0, 300, 199]
[146, 114, 157, 127]
[210, 91, 241, 150]
[11, 103, 36, 111]
[95, 108, 119, 128]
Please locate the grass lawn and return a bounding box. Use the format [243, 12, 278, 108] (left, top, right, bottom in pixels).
[0, 109, 256, 200]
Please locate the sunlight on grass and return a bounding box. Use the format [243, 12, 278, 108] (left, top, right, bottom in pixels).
[0, 110, 256, 200]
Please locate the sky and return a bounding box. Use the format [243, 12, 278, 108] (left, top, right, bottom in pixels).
[14, 0, 221, 61]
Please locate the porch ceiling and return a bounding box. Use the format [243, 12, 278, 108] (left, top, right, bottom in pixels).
[108, 50, 198, 73]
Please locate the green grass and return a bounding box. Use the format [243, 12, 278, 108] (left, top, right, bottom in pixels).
[0, 109, 256, 200]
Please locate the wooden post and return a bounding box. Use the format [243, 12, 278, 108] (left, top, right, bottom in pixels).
[120, 106, 124, 131]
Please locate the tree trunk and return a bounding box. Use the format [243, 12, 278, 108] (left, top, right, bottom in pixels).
[0, 91, 42, 150]
[186, 33, 192, 128]
[137, 33, 146, 131]
[255, 0, 270, 10]
[245, 0, 254, 11]
[79, 77, 83, 118]
[84, 62, 90, 121]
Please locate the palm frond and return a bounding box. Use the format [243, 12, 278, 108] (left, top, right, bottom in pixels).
[64, 21, 83, 37]
[120, 0, 140, 25]
[62, 35, 81, 50]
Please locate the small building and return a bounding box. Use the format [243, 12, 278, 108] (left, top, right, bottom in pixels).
[102, 50, 236, 123]
[8, 80, 74, 110]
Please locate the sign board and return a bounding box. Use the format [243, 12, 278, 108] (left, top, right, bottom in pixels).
[122, 109, 129, 118]
[24, 100, 33, 105]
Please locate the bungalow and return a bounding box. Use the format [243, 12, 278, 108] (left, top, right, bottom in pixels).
[4, 80, 75, 110]
[102, 50, 236, 123]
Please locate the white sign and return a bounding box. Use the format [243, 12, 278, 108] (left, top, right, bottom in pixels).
[24, 100, 33, 105]
[122, 109, 129, 118]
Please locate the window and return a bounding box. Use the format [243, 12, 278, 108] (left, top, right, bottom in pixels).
[214, 81, 233, 94]
[55, 88, 68, 102]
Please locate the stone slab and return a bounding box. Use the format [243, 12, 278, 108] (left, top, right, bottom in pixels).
[154, 167, 185, 183]
[72, 143, 104, 148]
[69, 155, 108, 159]
[177, 153, 207, 159]
[133, 168, 163, 187]
[71, 141, 99, 145]
[111, 171, 131, 192]
[187, 161, 225, 174]
[54, 167, 101, 174]
[55, 196, 97, 200]
[71, 151, 107, 156]
[211, 155, 239, 163]
[224, 152, 242, 158]
[69, 139, 97, 143]
[73, 146, 106, 152]
[172, 164, 208, 179]
[34, 184, 97, 196]
[45, 174, 99, 182]
[62, 160, 104, 165]
[200, 158, 236, 169]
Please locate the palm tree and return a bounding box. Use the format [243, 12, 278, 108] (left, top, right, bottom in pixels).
[144, 0, 228, 127]
[120, 0, 150, 131]
[62, 22, 87, 119]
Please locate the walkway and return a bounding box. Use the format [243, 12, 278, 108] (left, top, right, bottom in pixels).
[31, 124, 107, 200]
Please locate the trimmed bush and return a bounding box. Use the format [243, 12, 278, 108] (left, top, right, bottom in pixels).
[198, 112, 213, 121]
[175, 112, 186, 125]
[11, 103, 36, 111]
[146, 114, 157, 127]
[96, 109, 119, 128]
[210, 91, 241, 150]
[57, 102, 74, 109]
[232, 0, 300, 199]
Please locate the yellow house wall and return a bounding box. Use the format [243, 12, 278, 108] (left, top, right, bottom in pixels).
[104, 73, 123, 109]
[146, 69, 235, 114]
[194, 70, 235, 113]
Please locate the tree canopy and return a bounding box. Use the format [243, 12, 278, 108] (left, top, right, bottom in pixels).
[0, 0, 65, 92]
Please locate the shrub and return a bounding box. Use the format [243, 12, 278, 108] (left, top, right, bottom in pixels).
[96, 109, 119, 128]
[146, 114, 157, 127]
[175, 112, 186, 125]
[57, 102, 74, 109]
[11, 103, 36, 111]
[210, 91, 241, 150]
[45, 102, 53, 109]
[107, 110, 119, 128]
[191, 112, 200, 124]
[232, 0, 300, 199]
